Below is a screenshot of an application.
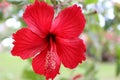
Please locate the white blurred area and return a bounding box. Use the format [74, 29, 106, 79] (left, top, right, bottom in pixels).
[0, 18, 22, 53]
[0, 18, 21, 52]
[1, 37, 13, 47]
[113, 0, 120, 4]
[0, 0, 25, 53]
[5, 18, 21, 29]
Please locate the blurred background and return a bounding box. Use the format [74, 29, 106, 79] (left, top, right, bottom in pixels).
[0, 0, 120, 80]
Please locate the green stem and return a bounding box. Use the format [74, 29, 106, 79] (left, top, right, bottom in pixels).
[51, 0, 57, 9]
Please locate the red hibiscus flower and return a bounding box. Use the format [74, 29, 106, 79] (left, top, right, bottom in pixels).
[11, 0, 86, 80]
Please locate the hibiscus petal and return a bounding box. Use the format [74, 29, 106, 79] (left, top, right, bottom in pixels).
[56, 37, 86, 69]
[23, 1, 54, 38]
[11, 28, 48, 59]
[51, 4, 86, 39]
[32, 50, 61, 79]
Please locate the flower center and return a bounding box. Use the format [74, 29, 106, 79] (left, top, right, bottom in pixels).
[46, 33, 56, 43]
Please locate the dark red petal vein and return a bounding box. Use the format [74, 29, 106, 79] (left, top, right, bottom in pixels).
[56, 37, 86, 69]
[51, 4, 86, 39]
[11, 28, 48, 59]
[23, 1, 54, 38]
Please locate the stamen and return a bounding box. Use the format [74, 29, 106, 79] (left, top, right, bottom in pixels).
[45, 38, 57, 73]
[45, 33, 58, 79]
[45, 51, 56, 71]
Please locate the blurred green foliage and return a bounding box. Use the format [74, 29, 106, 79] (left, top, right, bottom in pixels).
[84, 0, 98, 4]
[22, 66, 45, 80]
[116, 45, 120, 76]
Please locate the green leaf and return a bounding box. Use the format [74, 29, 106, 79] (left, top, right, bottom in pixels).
[7, 0, 29, 6]
[104, 19, 114, 30]
[0, 0, 2, 2]
[7, 0, 23, 4]
[45, 0, 52, 4]
[116, 60, 120, 76]
[0, 10, 3, 21]
[84, 0, 98, 4]
[28, 0, 34, 3]
[116, 45, 120, 59]
[116, 44, 120, 76]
